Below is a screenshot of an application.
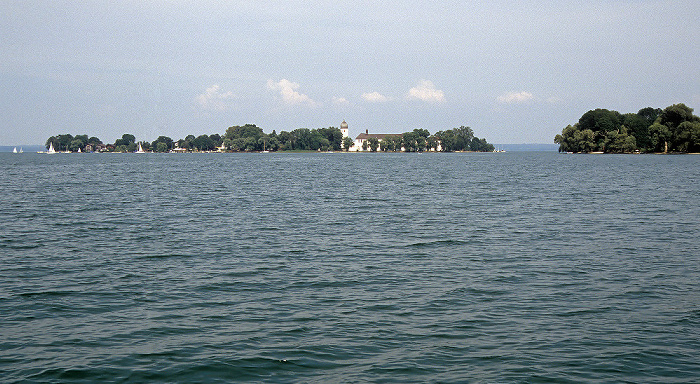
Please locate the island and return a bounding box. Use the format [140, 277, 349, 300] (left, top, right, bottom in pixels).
[44, 123, 495, 153]
[554, 103, 700, 153]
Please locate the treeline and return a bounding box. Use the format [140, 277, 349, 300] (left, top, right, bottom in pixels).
[222, 125, 343, 152]
[222, 124, 493, 152]
[45, 134, 105, 152]
[364, 127, 493, 152]
[45, 124, 494, 153]
[45, 133, 226, 153]
[554, 103, 700, 153]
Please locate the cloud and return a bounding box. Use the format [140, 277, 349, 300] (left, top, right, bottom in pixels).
[196, 84, 235, 111]
[497, 91, 534, 104]
[332, 96, 349, 105]
[362, 91, 390, 103]
[406, 80, 446, 103]
[267, 79, 316, 106]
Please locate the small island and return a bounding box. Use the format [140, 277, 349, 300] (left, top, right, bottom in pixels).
[554, 103, 700, 153]
[44, 123, 495, 153]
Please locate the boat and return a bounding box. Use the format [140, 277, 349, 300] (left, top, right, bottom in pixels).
[19, 147, 23, 153]
[135, 143, 145, 153]
[13, 147, 17, 153]
[47, 142, 56, 154]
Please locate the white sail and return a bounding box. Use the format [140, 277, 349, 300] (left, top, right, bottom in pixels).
[13, 147, 17, 153]
[47, 142, 56, 154]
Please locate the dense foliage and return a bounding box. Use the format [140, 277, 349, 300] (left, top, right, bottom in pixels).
[373, 127, 493, 152]
[45, 124, 495, 153]
[221, 124, 343, 152]
[555, 104, 700, 153]
[45, 134, 103, 152]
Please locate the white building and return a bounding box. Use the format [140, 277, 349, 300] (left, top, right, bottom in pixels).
[354, 130, 403, 151]
[342, 121, 441, 152]
[341, 120, 403, 151]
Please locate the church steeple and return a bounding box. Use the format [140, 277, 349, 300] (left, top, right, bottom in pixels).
[340, 120, 349, 138]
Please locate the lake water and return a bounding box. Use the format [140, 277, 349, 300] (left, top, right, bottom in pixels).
[1, 152, 699, 383]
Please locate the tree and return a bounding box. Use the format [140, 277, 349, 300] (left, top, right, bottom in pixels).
[87, 136, 103, 146]
[602, 126, 636, 153]
[152, 136, 173, 152]
[470, 137, 495, 152]
[623, 113, 652, 151]
[115, 133, 136, 147]
[426, 135, 438, 151]
[177, 138, 191, 151]
[258, 136, 270, 151]
[209, 134, 222, 147]
[69, 138, 84, 152]
[578, 109, 623, 134]
[576, 129, 596, 153]
[436, 130, 456, 151]
[244, 136, 257, 151]
[74, 135, 88, 147]
[660, 104, 699, 152]
[402, 131, 417, 152]
[382, 135, 401, 151]
[637, 107, 662, 124]
[45, 136, 58, 150]
[660, 103, 694, 131]
[343, 136, 354, 151]
[278, 131, 293, 150]
[55, 134, 74, 151]
[225, 125, 265, 151]
[454, 126, 474, 150]
[674, 121, 700, 152]
[317, 127, 343, 151]
[648, 122, 670, 153]
[368, 137, 379, 152]
[268, 136, 280, 151]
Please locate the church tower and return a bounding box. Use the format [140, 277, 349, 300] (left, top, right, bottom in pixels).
[340, 120, 349, 139]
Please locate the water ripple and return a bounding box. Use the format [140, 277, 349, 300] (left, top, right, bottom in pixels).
[1, 152, 699, 382]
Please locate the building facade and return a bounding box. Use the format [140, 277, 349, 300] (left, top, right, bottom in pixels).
[342, 121, 440, 152]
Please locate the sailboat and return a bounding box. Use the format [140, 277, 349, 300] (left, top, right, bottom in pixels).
[47, 142, 57, 154]
[13, 147, 17, 153]
[19, 147, 23, 153]
[135, 143, 145, 153]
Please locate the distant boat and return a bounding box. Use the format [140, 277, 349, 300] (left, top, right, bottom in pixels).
[13, 147, 17, 153]
[77, 147, 82, 153]
[47, 142, 56, 154]
[19, 147, 23, 153]
[135, 143, 145, 153]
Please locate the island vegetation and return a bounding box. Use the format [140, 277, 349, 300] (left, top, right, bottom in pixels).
[45, 124, 495, 153]
[554, 103, 700, 153]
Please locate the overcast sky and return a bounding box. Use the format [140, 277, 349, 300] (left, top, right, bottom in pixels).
[1, 0, 699, 145]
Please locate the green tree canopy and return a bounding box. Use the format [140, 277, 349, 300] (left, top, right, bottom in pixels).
[342, 136, 354, 151]
[556, 104, 700, 153]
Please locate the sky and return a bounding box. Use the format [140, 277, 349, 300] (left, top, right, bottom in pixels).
[1, 0, 699, 146]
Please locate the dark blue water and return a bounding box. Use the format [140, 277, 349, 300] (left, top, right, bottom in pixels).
[1, 152, 699, 383]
